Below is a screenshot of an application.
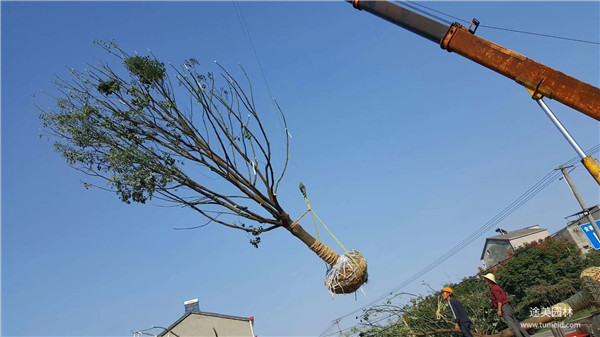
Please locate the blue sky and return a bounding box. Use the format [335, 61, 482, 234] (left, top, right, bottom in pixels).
[1, 1, 599, 336]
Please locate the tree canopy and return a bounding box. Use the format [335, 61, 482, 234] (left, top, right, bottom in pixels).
[352, 237, 600, 336]
[40, 41, 292, 246]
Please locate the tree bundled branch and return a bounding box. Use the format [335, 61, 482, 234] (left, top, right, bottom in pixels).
[41, 41, 290, 236]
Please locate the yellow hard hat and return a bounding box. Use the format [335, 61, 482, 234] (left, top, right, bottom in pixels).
[441, 287, 454, 294]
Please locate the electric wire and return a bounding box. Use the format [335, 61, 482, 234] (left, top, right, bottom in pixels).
[319, 170, 555, 335]
[319, 145, 600, 336]
[320, 170, 558, 334]
[322, 168, 564, 335]
[327, 311, 403, 337]
[322, 161, 586, 335]
[401, 1, 600, 45]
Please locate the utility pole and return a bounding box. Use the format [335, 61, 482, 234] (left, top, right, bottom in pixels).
[558, 165, 600, 239]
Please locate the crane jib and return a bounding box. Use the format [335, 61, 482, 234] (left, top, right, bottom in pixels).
[350, 0, 448, 43]
[349, 0, 600, 121]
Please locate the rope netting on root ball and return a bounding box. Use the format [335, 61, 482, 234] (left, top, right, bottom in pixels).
[298, 183, 368, 295]
[324, 249, 368, 294]
[287, 218, 369, 295]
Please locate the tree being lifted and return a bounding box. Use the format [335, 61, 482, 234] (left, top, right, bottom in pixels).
[39, 41, 367, 295]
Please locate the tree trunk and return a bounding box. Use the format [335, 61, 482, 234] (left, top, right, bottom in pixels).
[281, 212, 340, 266]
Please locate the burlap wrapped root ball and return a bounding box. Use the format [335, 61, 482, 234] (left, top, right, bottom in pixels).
[325, 250, 368, 294]
[580, 266, 600, 307]
[554, 266, 600, 315]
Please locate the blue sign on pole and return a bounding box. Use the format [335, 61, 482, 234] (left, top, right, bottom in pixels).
[579, 221, 600, 250]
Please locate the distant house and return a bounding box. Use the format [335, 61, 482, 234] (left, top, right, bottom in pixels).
[553, 204, 600, 253]
[157, 299, 255, 337]
[481, 225, 550, 268]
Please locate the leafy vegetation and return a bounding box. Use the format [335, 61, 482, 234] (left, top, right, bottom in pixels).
[353, 237, 599, 336]
[39, 41, 306, 250]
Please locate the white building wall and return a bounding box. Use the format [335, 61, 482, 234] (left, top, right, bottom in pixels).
[166, 314, 253, 337]
[510, 230, 549, 249]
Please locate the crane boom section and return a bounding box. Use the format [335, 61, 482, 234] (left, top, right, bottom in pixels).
[350, 1, 600, 121]
[442, 24, 600, 121]
[350, 0, 448, 43]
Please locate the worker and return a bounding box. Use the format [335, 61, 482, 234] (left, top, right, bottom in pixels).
[441, 287, 473, 337]
[482, 273, 530, 337]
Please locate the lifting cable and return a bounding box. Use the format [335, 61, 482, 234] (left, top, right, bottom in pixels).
[401, 1, 600, 45]
[299, 182, 351, 257]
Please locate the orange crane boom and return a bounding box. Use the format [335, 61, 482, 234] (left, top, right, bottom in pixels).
[349, 0, 600, 121]
[349, 1, 600, 238]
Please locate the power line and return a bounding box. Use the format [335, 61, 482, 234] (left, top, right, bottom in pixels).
[399, 1, 600, 45]
[320, 170, 557, 334]
[319, 145, 600, 336]
[324, 311, 404, 337]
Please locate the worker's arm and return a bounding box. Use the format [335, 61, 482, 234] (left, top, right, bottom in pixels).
[497, 302, 503, 316]
[449, 299, 464, 331]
